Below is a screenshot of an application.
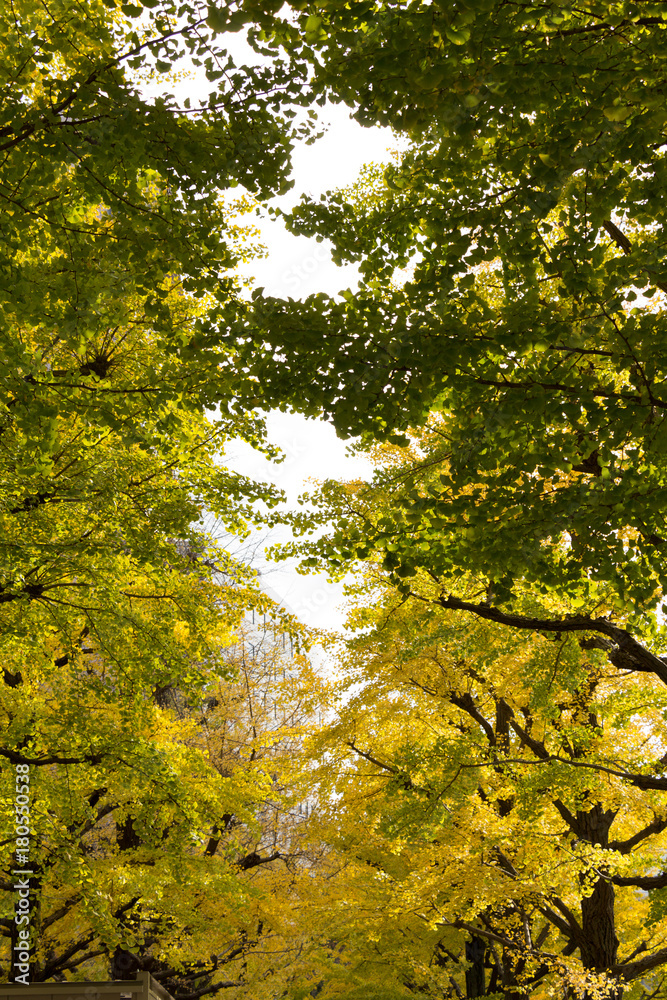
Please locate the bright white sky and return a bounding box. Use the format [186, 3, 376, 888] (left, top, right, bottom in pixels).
[234, 100, 392, 299]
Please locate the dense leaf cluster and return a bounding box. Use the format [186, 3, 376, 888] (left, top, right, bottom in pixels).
[235, 1, 667, 622]
[0, 0, 319, 990]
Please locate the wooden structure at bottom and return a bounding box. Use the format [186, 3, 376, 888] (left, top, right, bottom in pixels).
[0, 972, 174, 1000]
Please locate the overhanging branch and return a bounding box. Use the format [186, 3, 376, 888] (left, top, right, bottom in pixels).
[0, 747, 104, 766]
[432, 594, 667, 686]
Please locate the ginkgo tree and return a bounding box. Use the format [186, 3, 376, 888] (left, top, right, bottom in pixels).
[283, 424, 667, 1000]
[10, 0, 667, 997]
[235, 7, 667, 991]
[0, 0, 313, 453]
[0, 0, 296, 761]
[234, 0, 667, 631]
[0, 565, 325, 995]
[0, 222, 324, 987]
[0, 0, 321, 984]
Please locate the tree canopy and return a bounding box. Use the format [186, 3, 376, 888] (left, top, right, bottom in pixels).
[251, 6, 667, 989]
[234, 0, 667, 624]
[0, 0, 319, 987]
[6, 2, 667, 999]
[285, 430, 667, 999]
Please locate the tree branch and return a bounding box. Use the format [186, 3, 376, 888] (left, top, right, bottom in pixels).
[433, 595, 667, 686]
[0, 747, 104, 766]
[602, 220, 667, 295]
[345, 741, 398, 774]
[0, 18, 209, 154]
[40, 894, 82, 932]
[450, 691, 496, 744]
[614, 946, 667, 981]
[612, 870, 667, 890]
[237, 851, 280, 871]
[609, 814, 667, 855]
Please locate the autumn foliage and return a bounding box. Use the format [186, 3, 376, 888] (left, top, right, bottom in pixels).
[4, 2, 667, 1000]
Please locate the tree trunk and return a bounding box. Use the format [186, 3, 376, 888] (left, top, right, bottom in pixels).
[576, 804, 622, 1000]
[465, 935, 485, 998]
[580, 880, 618, 971]
[111, 946, 140, 980]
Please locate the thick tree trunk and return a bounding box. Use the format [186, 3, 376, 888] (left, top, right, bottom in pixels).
[580, 880, 618, 970]
[576, 805, 621, 1000]
[111, 946, 140, 980]
[465, 935, 485, 998]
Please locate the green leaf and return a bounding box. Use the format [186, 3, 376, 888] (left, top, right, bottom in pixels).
[444, 26, 471, 45]
[603, 105, 633, 121]
[206, 5, 229, 32]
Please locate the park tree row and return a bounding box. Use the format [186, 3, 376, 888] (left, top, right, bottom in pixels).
[3, 2, 667, 998]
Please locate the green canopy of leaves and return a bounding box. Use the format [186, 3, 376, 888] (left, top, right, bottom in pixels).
[234, 1, 667, 623]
